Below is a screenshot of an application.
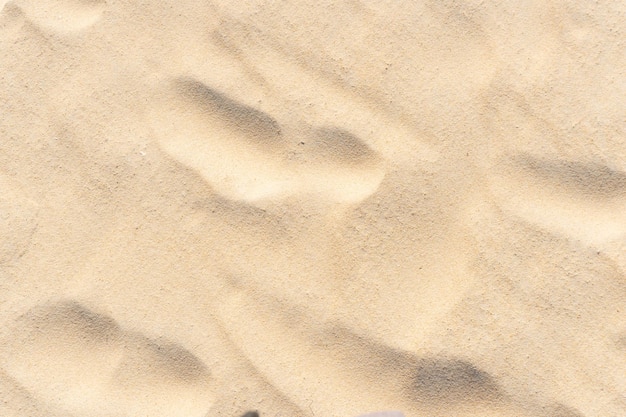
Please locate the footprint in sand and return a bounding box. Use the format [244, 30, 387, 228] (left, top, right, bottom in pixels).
[149, 77, 385, 206]
[0, 301, 215, 417]
[12, 0, 105, 32]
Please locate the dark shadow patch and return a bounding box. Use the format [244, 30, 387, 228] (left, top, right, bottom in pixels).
[17, 300, 121, 344]
[240, 411, 259, 417]
[173, 77, 282, 149]
[312, 127, 379, 165]
[0, 2, 24, 21]
[512, 155, 626, 199]
[313, 324, 502, 407]
[616, 332, 626, 351]
[408, 358, 502, 405]
[545, 403, 586, 417]
[142, 339, 209, 383]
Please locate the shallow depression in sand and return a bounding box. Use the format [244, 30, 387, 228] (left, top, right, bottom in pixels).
[0, 301, 215, 417]
[149, 77, 386, 205]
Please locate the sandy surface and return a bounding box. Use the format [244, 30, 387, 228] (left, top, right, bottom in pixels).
[1, 1, 625, 416]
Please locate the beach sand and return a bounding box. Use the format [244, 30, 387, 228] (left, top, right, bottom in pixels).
[0, 1, 625, 416]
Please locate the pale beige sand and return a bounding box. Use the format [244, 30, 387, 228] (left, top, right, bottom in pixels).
[0, 1, 625, 416]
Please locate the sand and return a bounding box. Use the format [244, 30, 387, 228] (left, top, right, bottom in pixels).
[0, 1, 625, 416]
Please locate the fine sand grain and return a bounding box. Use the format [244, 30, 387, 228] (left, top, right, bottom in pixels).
[1, 1, 625, 416]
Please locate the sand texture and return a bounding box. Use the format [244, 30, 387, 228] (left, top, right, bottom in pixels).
[1, 1, 625, 416]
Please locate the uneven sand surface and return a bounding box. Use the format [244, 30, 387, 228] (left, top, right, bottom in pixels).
[1, 1, 625, 416]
